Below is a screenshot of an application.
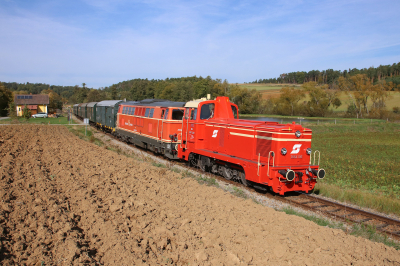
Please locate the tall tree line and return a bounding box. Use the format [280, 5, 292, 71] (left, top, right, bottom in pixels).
[252, 62, 400, 85]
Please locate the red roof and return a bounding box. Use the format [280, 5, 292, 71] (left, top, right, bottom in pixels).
[14, 94, 49, 105]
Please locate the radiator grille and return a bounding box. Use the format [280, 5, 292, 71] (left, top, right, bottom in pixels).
[256, 132, 272, 157]
[219, 128, 225, 147]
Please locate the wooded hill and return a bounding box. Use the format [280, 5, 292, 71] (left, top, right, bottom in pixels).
[1, 62, 400, 118]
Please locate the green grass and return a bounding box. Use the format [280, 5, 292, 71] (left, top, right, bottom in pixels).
[194, 175, 220, 187]
[0, 116, 70, 124]
[230, 186, 248, 199]
[282, 207, 400, 250]
[66, 125, 104, 147]
[309, 123, 400, 215]
[283, 207, 342, 228]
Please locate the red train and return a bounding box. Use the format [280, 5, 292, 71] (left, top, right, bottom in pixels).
[114, 97, 325, 195]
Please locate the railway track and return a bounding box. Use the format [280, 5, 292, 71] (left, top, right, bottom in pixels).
[280, 193, 400, 241]
[74, 117, 400, 242]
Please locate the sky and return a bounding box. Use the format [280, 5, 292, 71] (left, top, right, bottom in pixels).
[1, 0, 400, 88]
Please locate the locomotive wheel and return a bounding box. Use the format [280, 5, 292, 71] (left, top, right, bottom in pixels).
[198, 156, 210, 172]
[240, 171, 249, 187]
[211, 164, 219, 174]
[222, 166, 233, 180]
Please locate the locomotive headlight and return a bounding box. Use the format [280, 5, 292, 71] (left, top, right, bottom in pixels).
[295, 130, 301, 138]
[281, 148, 287, 155]
[306, 148, 312, 155]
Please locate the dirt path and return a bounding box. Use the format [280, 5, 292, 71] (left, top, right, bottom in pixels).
[0, 125, 399, 265]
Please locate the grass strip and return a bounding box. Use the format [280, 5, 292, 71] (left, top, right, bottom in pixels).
[315, 183, 400, 216]
[0, 116, 70, 124]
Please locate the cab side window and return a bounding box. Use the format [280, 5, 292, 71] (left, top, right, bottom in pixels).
[231, 105, 238, 119]
[184, 108, 190, 119]
[200, 103, 215, 120]
[190, 108, 197, 120]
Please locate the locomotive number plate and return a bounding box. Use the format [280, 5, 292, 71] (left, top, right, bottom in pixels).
[291, 155, 302, 159]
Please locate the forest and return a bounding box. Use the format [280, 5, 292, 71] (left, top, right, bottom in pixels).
[252, 62, 400, 86]
[1, 62, 400, 119]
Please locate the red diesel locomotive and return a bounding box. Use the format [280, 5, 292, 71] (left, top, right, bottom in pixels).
[114, 97, 325, 195]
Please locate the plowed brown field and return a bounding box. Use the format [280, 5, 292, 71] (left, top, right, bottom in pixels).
[0, 125, 399, 265]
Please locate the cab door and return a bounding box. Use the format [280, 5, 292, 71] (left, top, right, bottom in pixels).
[182, 107, 198, 148]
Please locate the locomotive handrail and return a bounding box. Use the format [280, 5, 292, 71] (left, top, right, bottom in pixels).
[313, 150, 321, 166]
[257, 153, 260, 176]
[161, 120, 164, 143]
[185, 112, 189, 148]
[267, 151, 275, 177]
[157, 120, 159, 142]
[180, 116, 184, 148]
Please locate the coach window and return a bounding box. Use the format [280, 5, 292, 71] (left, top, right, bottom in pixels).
[172, 109, 184, 120]
[231, 105, 238, 119]
[200, 103, 215, 120]
[149, 108, 154, 118]
[190, 108, 197, 120]
[145, 108, 150, 117]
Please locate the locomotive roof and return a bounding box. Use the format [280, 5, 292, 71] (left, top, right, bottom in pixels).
[97, 100, 123, 107]
[86, 102, 98, 107]
[120, 99, 185, 108]
[185, 98, 208, 108]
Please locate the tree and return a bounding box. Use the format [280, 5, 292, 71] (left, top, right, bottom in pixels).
[0, 83, 13, 117]
[7, 101, 17, 118]
[41, 89, 63, 113]
[301, 82, 341, 117]
[22, 105, 31, 119]
[338, 74, 373, 118]
[275, 87, 305, 116]
[86, 89, 106, 102]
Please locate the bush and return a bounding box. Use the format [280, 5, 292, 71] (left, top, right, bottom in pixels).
[344, 104, 357, 118]
[393, 107, 400, 114]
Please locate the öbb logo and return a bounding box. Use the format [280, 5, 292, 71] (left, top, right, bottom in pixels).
[212, 130, 218, 138]
[291, 144, 302, 154]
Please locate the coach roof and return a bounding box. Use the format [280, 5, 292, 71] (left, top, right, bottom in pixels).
[120, 99, 185, 108]
[86, 102, 98, 107]
[97, 100, 123, 107]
